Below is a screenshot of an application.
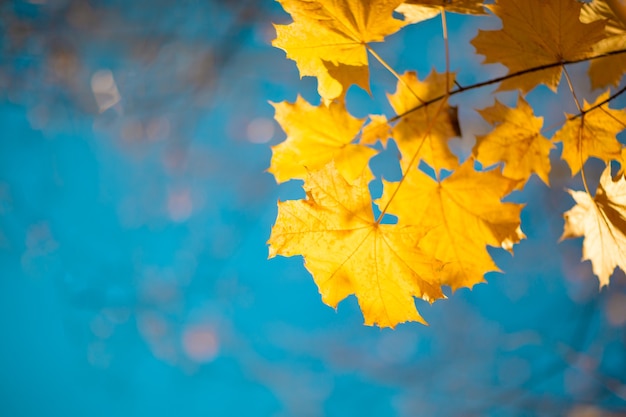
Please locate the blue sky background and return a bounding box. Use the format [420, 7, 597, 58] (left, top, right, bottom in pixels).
[1, 1, 626, 416]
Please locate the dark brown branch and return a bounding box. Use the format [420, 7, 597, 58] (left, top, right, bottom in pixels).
[388, 48, 626, 123]
[569, 84, 626, 120]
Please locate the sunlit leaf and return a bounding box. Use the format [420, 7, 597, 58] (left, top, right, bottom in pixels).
[268, 162, 444, 327]
[553, 92, 626, 176]
[471, 0, 606, 92]
[473, 95, 553, 186]
[562, 166, 626, 287]
[273, 0, 406, 100]
[379, 160, 525, 289]
[269, 96, 376, 183]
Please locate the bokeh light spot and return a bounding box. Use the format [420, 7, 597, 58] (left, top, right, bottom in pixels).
[182, 324, 218, 363]
[246, 117, 274, 144]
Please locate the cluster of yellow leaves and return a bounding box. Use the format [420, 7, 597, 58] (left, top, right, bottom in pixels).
[267, 0, 626, 327]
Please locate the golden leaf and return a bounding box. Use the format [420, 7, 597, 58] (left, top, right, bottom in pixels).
[396, 0, 486, 24]
[273, 0, 406, 101]
[471, 0, 606, 92]
[562, 166, 626, 287]
[581, 0, 626, 89]
[269, 96, 377, 183]
[268, 162, 445, 327]
[379, 159, 525, 289]
[387, 70, 460, 172]
[553, 92, 626, 176]
[360, 114, 392, 147]
[473, 95, 553, 186]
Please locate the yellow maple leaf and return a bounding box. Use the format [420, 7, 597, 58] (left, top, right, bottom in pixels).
[360, 114, 392, 147]
[553, 92, 626, 176]
[473, 95, 554, 186]
[268, 96, 377, 183]
[581, 0, 626, 89]
[471, 0, 606, 93]
[387, 70, 460, 172]
[396, 0, 485, 24]
[379, 159, 525, 289]
[268, 162, 445, 327]
[272, 0, 406, 101]
[562, 165, 626, 287]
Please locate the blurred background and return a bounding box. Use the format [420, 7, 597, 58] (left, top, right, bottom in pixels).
[1, 0, 626, 416]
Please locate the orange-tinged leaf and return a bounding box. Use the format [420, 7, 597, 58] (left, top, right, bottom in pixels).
[581, 0, 626, 89]
[269, 96, 377, 183]
[396, 0, 485, 24]
[379, 159, 525, 289]
[562, 166, 626, 287]
[387, 70, 460, 172]
[268, 162, 445, 327]
[473, 96, 553, 186]
[272, 0, 406, 101]
[553, 92, 626, 176]
[471, 0, 606, 92]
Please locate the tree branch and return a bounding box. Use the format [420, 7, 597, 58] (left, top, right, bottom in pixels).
[388, 48, 626, 123]
[570, 84, 626, 120]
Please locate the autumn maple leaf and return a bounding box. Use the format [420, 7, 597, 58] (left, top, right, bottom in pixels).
[272, 0, 406, 101]
[269, 96, 376, 183]
[268, 162, 445, 327]
[473, 95, 553, 186]
[562, 166, 626, 287]
[379, 160, 525, 289]
[387, 70, 460, 172]
[471, 0, 606, 92]
[553, 92, 626, 176]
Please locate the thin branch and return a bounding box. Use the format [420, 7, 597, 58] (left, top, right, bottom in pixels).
[569, 84, 626, 120]
[540, 86, 626, 134]
[601, 106, 626, 129]
[388, 48, 626, 124]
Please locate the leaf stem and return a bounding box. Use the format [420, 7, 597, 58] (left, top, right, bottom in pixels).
[562, 66, 582, 113]
[375, 98, 447, 224]
[373, 10, 454, 221]
[367, 44, 424, 104]
[562, 65, 591, 196]
[369, 49, 626, 215]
